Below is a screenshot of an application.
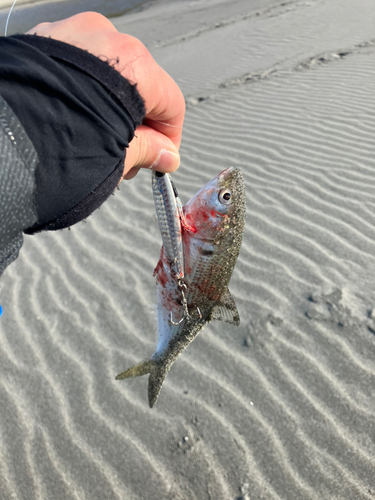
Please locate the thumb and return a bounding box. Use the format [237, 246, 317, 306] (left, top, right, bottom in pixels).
[123, 124, 180, 181]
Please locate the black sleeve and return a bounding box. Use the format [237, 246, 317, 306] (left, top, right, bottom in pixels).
[0, 34, 145, 234]
[0, 94, 38, 276]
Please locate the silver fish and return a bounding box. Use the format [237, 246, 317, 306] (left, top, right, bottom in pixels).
[116, 167, 246, 407]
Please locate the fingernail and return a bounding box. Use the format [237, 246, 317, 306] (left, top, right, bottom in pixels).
[150, 149, 180, 171]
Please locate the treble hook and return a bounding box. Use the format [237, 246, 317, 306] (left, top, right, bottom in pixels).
[169, 311, 184, 325]
[169, 278, 203, 325]
[169, 306, 203, 325]
[196, 307, 202, 320]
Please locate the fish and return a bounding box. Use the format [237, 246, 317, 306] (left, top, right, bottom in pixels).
[116, 167, 246, 407]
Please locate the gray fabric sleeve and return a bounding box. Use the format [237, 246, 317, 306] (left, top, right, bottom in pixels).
[0, 95, 38, 277]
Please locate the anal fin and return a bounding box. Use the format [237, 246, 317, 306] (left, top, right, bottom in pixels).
[210, 288, 240, 325]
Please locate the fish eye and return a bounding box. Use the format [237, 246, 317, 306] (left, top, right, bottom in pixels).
[219, 189, 232, 205]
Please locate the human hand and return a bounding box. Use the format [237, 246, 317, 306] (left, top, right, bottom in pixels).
[26, 12, 185, 181]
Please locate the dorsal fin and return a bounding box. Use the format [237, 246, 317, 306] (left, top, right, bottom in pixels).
[210, 289, 240, 325]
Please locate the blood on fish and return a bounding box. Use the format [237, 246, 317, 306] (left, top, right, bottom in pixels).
[160, 287, 172, 309]
[182, 211, 197, 233]
[153, 259, 162, 278]
[180, 213, 196, 233]
[197, 209, 210, 222]
[153, 250, 169, 287]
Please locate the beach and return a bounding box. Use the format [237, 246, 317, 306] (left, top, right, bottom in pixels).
[1, 0, 375, 498]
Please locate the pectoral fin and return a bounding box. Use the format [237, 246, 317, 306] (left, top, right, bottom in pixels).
[210, 289, 240, 325]
[116, 357, 170, 408]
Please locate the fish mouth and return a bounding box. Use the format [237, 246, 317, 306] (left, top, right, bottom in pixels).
[218, 166, 243, 184]
[220, 166, 235, 178]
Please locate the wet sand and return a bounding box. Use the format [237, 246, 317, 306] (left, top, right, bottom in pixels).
[1, 0, 375, 498]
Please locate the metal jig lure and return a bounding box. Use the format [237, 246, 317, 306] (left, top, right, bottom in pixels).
[152, 171, 199, 324]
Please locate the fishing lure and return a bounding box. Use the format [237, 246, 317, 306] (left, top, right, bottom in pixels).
[152, 171, 184, 280]
[152, 171, 196, 324]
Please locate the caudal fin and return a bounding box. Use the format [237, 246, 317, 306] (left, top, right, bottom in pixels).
[116, 357, 170, 408]
[115, 358, 154, 379]
[148, 362, 170, 408]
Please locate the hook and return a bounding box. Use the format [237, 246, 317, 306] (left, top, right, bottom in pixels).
[168, 278, 203, 325]
[169, 311, 184, 325]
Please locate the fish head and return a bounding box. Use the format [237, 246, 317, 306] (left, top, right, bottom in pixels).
[183, 167, 245, 241]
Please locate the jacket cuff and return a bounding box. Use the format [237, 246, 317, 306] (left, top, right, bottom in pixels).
[0, 35, 145, 233]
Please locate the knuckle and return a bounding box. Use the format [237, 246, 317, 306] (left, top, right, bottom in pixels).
[74, 12, 108, 24]
[69, 12, 116, 32]
[129, 128, 149, 167]
[118, 33, 150, 58]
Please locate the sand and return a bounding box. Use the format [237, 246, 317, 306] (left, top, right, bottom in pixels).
[0, 0, 147, 35]
[1, 0, 375, 498]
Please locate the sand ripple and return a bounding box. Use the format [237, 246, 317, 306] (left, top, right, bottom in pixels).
[1, 0, 375, 499]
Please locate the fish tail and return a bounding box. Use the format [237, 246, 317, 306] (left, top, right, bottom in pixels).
[115, 358, 154, 379]
[148, 362, 170, 408]
[116, 357, 169, 408]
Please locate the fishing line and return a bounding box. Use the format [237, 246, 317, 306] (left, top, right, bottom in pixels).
[5, 0, 18, 36]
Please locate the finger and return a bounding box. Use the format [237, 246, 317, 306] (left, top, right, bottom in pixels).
[26, 13, 116, 44]
[26, 21, 50, 33]
[140, 70, 185, 148]
[123, 124, 180, 180]
[141, 70, 185, 149]
[123, 167, 140, 181]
